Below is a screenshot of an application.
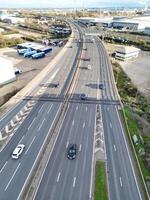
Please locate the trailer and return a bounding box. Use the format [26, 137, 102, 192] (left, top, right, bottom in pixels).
[24, 50, 37, 57]
[32, 52, 45, 59]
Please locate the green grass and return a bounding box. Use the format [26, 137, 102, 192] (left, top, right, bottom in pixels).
[121, 108, 150, 178]
[94, 161, 108, 200]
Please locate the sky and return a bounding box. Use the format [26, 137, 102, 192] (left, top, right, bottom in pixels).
[0, 0, 150, 8]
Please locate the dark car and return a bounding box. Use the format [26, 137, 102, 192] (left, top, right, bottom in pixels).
[99, 84, 105, 90]
[53, 82, 59, 88]
[80, 93, 88, 100]
[67, 144, 77, 160]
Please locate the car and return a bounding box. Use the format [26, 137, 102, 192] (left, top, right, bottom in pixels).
[80, 93, 88, 100]
[67, 144, 77, 160]
[12, 144, 25, 159]
[53, 82, 59, 88]
[87, 64, 92, 70]
[99, 83, 105, 90]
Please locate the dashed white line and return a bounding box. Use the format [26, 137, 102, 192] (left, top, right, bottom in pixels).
[18, 135, 25, 144]
[107, 107, 110, 111]
[47, 105, 53, 114]
[76, 106, 78, 110]
[38, 118, 46, 131]
[73, 177, 76, 188]
[66, 141, 69, 148]
[5, 163, 21, 191]
[120, 177, 123, 187]
[79, 144, 82, 152]
[86, 106, 88, 112]
[38, 105, 44, 113]
[57, 172, 61, 182]
[114, 144, 116, 151]
[110, 122, 112, 128]
[83, 122, 85, 128]
[25, 136, 36, 154]
[28, 118, 36, 130]
[72, 120, 74, 126]
[0, 161, 8, 174]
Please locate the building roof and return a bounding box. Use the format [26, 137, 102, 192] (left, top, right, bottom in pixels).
[116, 46, 140, 54]
[0, 57, 16, 85]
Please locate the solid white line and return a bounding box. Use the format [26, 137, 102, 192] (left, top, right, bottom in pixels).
[28, 118, 36, 130]
[110, 122, 112, 128]
[72, 120, 74, 126]
[38, 118, 45, 131]
[73, 177, 76, 188]
[47, 105, 53, 114]
[0, 161, 8, 174]
[57, 172, 61, 182]
[114, 144, 116, 152]
[25, 136, 36, 155]
[66, 141, 69, 148]
[120, 177, 123, 187]
[83, 122, 85, 128]
[38, 105, 44, 113]
[79, 144, 82, 152]
[5, 163, 21, 191]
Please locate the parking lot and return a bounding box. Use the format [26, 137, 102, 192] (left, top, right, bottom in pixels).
[0, 43, 63, 109]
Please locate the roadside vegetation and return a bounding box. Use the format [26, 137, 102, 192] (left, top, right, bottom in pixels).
[113, 61, 150, 195]
[99, 30, 150, 51]
[94, 161, 108, 200]
[0, 34, 23, 48]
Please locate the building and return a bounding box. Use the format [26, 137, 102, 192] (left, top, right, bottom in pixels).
[144, 27, 150, 35]
[0, 57, 16, 86]
[115, 46, 140, 61]
[0, 15, 25, 24]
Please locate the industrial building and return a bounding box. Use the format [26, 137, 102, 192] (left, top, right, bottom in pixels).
[0, 57, 16, 86]
[115, 46, 140, 61]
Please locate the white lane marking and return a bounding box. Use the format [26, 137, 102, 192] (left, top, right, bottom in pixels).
[18, 135, 25, 144]
[72, 120, 74, 126]
[114, 145, 116, 151]
[5, 163, 21, 191]
[83, 122, 85, 128]
[0, 161, 8, 174]
[76, 106, 78, 110]
[73, 177, 76, 188]
[86, 106, 88, 112]
[107, 107, 110, 111]
[28, 118, 36, 130]
[57, 172, 61, 182]
[38, 118, 46, 131]
[47, 105, 53, 114]
[120, 177, 123, 187]
[110, 122, 112, 128]
[79, 144, 82, 152]
[66, 141, 69, 148]
[25, 136, 36, 154]
[38, 105, 44, 113]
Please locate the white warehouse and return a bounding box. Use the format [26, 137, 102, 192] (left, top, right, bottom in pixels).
[115, 46, 140, 61]
[0, 57, 16, 86]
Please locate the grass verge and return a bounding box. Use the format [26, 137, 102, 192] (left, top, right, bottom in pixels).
[94, 161, 108, 200]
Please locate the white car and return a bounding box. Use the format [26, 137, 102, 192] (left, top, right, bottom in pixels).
[12, 144, 25, 159]
[87, 65, 92, 70]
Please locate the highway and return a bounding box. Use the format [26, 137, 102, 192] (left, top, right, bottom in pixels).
[34, 24, 143, 200]
[0, 21, 143, 200]
[0, 22, 82, 200]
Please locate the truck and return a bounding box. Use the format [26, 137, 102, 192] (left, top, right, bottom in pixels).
[24, 50, 37, 58]
[18, 48, 31, 55]
[32, 52, 45, 59]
